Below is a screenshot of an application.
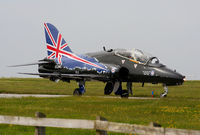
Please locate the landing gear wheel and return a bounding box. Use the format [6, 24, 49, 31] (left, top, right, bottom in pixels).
[160, 93, 167, 98]
[73, 80, 86, 96]
[105, 89, 113, 95]
[104, 82, 114, 95]
[121, 90, 129, 98]
[73, 88, 82, 96]
[160, 84, 168, 98]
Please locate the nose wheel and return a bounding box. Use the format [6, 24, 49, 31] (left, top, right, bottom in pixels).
[160, 84, 168, 97]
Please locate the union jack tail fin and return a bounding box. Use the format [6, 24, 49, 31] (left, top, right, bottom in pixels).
[44, 23, 72, 64]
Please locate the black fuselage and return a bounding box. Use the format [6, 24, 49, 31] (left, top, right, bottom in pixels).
[87, 50, 184, 86]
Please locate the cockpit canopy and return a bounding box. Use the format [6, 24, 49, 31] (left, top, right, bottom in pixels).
[115, 48, 160, 65]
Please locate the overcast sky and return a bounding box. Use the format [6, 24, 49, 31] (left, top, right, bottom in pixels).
[0, 0, 200, 80]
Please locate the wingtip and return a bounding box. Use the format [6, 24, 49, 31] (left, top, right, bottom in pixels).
[8, 65, 21, 67]
[17, 72, 37, 75]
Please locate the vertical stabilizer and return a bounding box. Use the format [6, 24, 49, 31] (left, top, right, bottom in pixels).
[44, 23, 72, 64]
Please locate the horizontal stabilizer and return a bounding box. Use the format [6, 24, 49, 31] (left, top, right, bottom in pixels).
[8, 61, 52, 67]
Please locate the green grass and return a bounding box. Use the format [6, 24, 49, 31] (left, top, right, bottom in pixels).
[0, 78, 199, 134]
[0, 78, 200, 98]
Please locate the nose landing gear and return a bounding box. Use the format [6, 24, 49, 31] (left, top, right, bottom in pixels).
[160, 84, 168, 97]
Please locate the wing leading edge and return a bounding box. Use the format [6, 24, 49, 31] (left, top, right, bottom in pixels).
[19, 72, 108, 80]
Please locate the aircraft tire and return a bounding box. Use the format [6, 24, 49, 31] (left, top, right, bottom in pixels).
[73, 88, 82, 96]
[160, 93, 167, 98]
[120, 90, 129, 98]
[104, 89, 113, 95]
[104, 82, 114, 95]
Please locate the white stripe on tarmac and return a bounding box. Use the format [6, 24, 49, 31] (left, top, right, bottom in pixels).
[0, 94, 159, 99]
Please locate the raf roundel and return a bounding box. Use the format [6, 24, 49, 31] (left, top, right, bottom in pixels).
[151, 70, 155, 76]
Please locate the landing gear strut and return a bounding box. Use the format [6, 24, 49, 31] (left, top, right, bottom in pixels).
[114, 82, 129, 98]
[160, 84, 168, 97]
[127, 82, 133, 95]
[73, 81, 86, 96]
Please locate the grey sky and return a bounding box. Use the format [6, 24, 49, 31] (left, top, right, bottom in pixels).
[0, 0, 200, 80]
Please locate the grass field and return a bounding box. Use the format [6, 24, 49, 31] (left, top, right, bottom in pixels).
[0, 78, 199, 135]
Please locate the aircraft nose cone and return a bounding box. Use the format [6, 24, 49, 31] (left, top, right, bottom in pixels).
[176, 72, 184, 79]
[183, 76, 186, 81]
[172, 71, 185, 84]
[158, 67, 185, 85]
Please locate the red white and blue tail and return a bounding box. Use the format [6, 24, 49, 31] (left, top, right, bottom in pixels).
[44, 23, 72, 64]
[44, 23, 108, 71]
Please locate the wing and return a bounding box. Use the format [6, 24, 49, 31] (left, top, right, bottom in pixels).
[19, 72, 109, 80]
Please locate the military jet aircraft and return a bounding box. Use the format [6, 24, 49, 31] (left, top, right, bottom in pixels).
[12, 23, 185, 97]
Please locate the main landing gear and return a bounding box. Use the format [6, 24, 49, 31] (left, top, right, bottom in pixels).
[160, 84, 168, 98]
[73, 80, 86, 96]
[127, 82, 133, 95]
[104, 81, 133, 98]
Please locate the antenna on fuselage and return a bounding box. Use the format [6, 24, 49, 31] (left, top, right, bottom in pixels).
[103, 46, 113, 52]
[103, 46, 106, 51]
